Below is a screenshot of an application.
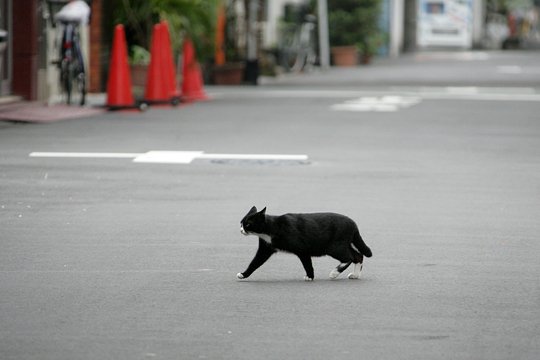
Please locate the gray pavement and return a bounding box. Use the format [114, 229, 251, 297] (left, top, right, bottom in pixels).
[1, 50, 540, 359]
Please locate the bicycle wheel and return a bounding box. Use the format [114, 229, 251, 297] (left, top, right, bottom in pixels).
[73, 69, 86, 106]
[61, 60, 85, 106]
[68, 60, 86, 106]
[279, 49, 303, 72]
[60, 60, 72, 104]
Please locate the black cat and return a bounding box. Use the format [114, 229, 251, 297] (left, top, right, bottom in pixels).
[237, 206, 372, 281]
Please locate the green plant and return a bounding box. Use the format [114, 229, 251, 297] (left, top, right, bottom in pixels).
[129, 45, 150, 65]
[157, 0, 218, 61]
[328, 0, 383, 55]
[112, 0, 218, 62]
[222, 3, 241, 62]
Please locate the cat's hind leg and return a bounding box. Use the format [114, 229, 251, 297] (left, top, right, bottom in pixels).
[348, 262, 363, 279]
[347, 247, 364, 279]
[329, 262, 351, 279]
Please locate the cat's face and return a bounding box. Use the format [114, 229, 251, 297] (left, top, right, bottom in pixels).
[240, 206, 266, 236]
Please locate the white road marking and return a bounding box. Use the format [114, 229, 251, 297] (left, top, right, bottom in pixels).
[29, 152, 141, 158]
[331, 96, 421, 112]
[497, 65, 523, 74]
[132, 151, 204, 164]
[29, 151, 309, 164]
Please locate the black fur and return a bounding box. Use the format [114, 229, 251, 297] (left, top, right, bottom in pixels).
[238, 206, 372, 280]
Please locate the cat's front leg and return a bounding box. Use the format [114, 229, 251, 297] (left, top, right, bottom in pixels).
[298, 255, 314, 281]
[237, 239, 275, 280]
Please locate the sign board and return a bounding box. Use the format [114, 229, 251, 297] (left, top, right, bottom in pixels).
[417, 0, 473, 48]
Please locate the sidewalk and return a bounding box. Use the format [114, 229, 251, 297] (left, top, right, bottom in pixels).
[0, 95, 106, 123]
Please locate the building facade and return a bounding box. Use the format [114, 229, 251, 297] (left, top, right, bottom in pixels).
[0, 0, 102, 102]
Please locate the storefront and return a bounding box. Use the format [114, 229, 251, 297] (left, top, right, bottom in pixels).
[0, 0, 40, 101]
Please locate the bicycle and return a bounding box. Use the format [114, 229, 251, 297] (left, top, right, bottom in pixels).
[278, 14, 318, 73]
[54, 20, 86, 106]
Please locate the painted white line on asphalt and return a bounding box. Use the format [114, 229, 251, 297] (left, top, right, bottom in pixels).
[331, 96, 421, 112]
[420, 92, 540, 101]
[30, 152, 142, 158]
[29, 151, 309, 164]
[132, 151, 204, 164]
[497, 65, 523, 74]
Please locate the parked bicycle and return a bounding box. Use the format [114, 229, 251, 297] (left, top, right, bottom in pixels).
[278, 14, 318, 73]
[56, 20, 86, 105]
[49, 0, 90, 106]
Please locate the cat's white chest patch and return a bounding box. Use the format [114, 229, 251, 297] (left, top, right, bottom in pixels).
[254, 233, 272, 244]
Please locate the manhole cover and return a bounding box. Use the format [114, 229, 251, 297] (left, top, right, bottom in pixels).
[207, 159, 310, 166]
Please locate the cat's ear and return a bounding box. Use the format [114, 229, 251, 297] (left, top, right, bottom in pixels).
[249, 206, 258, 215]
[259, 207, 267, 216]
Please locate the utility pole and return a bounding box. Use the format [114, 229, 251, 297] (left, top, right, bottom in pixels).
[317, 0, 330, 70]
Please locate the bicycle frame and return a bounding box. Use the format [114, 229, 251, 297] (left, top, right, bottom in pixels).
[58, 20, 86, 105]
[278, 15, 318, 73]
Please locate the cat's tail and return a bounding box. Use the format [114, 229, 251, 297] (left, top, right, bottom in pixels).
[353, 231, 372, 258]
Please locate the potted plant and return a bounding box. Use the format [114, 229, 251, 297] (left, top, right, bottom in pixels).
[328, 0, 382, 66]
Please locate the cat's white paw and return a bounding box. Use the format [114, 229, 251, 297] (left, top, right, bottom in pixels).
[348, 263, 363, 279]
[304, 276, 314, 281]
[236, 273, 245, 279]
[329, 269, 340, 279]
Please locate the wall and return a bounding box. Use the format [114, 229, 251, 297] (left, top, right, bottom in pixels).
[13, 0, 38, 100]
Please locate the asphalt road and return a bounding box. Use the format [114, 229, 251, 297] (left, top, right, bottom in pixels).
[1, 51, 539, 359]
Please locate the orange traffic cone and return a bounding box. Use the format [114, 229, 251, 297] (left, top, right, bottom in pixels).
[106, 25, 135, 109]
[144, 24, 170, 104]
[161, 21, 181, 102]
[181, 38, 208, 102]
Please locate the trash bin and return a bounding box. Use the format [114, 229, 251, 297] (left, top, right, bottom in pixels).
[0, 29, 7, 89]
